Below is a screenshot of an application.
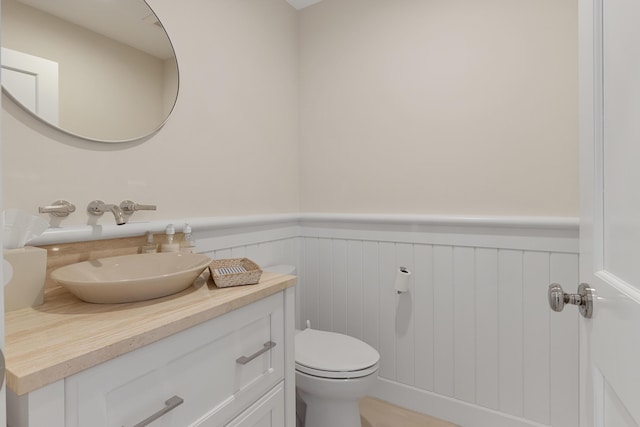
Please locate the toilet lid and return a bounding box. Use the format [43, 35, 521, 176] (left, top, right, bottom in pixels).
[295, 329, 380, 373]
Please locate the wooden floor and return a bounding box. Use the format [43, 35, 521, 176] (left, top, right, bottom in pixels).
[359, 397, 461, 427]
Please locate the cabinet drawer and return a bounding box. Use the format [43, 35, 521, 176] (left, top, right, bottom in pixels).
[222, 383, 284, 427]
[65, 293, 284, 427]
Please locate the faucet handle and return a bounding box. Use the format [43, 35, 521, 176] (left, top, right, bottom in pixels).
[120, 200, 157, 215]
[39, 200, 76, 217]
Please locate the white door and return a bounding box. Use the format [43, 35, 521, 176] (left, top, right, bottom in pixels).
[578, 0, 640, 424]
[0, 39, 8, 425]
[1, 47, 59, 125]
[0, 260, 5, 425]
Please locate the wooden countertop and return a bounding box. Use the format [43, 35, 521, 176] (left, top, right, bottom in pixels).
[5, 272, 296, 396]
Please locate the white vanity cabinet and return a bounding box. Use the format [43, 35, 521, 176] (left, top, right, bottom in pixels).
[7, 288, 296, 427]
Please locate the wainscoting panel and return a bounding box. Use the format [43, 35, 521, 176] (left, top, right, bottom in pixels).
[34, 214, 578, 427]
[195, 225, 299, 268]
[298, 223, 579, 427]
[475, 248, 500, 411]
[549, 254, 580, 427]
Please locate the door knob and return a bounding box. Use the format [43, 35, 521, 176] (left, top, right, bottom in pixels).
[548, 283, 594, 318]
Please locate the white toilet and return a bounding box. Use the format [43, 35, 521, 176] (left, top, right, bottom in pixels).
[295, 327, 380, 427]
[264, 265, 380, 427]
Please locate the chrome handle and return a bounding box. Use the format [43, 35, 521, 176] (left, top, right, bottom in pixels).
[548, 283, 594, 318]
[236, 341, 276, 365]
[120, 200, 157, 214]
[126, 395, 184, 427]
[38, 200, 76, 217]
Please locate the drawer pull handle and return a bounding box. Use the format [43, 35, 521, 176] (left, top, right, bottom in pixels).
[236, 341, 276, 365]
[128, 395, 184, 427]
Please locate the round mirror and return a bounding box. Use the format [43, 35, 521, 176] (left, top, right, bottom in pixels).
[1, 0, 179, 143]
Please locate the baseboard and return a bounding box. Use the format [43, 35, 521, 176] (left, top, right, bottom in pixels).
[370, 377, 550, 427]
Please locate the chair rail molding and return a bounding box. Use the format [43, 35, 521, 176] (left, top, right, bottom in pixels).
[30, 213, 578, 246]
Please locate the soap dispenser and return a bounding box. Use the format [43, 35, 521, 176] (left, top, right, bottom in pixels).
[180, 223, 196, 254]
[161, 224, 179, 253]
[142, 231, 157, 253]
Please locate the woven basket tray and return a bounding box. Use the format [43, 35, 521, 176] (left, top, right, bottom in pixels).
[209, 258, 262, 288]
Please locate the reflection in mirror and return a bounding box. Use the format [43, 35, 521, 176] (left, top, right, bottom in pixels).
[1, 0, 179, 143]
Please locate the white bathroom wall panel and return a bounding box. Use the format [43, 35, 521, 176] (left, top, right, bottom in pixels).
[433, 245, 454, 397]
[379, 242, 397, 380]
[346, 240, 364, 341]
[413, 244, 435, 392]
[317, 239, 333, 332]
[549, 254, 579, 427]
[196, 227, 299, 269]
[302, 237, 319, 330]
[332, 239, 348, 335]
[362, 241, 380, 351]
[395, 242, 415, 386]
[298, 224, 579, 427]
[498, 249, 524, 417]
[454, 246, 476, 404]
[475, 248, 500, 411]
[523, 252, 551, 424]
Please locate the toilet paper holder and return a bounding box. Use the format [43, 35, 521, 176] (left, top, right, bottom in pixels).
[394, 266, 411, 294]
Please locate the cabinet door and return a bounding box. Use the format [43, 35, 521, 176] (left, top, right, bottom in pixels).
[222, 384, 284, 427]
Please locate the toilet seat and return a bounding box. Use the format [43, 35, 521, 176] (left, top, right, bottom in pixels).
[295, 329, 380, 379]
[296, 361, 379, 379]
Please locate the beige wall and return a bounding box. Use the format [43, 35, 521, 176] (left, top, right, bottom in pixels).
[2, 0, 300, 225]
[2, 0, 168, 141]
[2, 0, 578, 226]
[298, 0, 579, 216]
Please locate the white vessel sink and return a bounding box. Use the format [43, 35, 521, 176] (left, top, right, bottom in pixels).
[51, 252, 211, 303]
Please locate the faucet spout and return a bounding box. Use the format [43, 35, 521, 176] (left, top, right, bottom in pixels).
[107, 204, 127, 225]
[87, 200, 127, 225]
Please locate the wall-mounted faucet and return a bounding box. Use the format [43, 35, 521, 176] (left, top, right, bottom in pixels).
[87, 200, 127, 225]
